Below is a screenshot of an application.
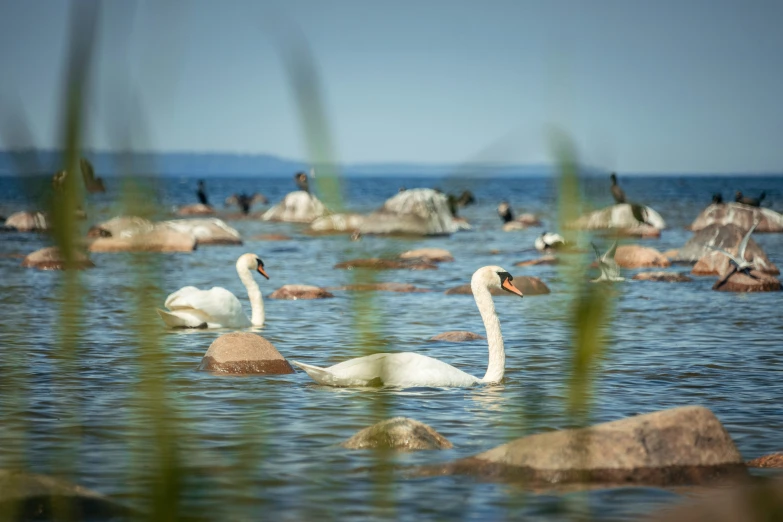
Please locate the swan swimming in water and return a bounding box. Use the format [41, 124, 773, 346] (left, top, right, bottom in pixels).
[291, 266, 523, 388]
[156, 253, 269, 328]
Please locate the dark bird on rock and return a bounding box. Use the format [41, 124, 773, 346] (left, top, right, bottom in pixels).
[735, 191, 765, 207]
[610, 173, 626, 204]
[225, 193, 268, 215]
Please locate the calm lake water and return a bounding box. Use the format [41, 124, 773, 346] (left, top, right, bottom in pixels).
[1, 173, 782, 521]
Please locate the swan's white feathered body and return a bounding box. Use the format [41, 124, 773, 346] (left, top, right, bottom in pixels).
[291, 265, 524, 388]
[157, 253, 268, 329]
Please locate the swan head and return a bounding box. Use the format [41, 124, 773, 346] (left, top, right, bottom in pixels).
[237, 253, 269, 279]
[473, 266, 524, 298]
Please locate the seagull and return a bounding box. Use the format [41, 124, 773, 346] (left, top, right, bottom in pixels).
[707, 219, 760, 274]
[591, 241, 624, 282]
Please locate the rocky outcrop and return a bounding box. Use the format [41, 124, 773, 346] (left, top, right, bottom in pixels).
[160, 218, 242, 245]
[89, 228, 196, 253]
[0, 469, 130, 520]
[341, 417, 453, 451]
[334, 258, 437, 270]
[712, 270, 781, 292]
[21, 247, 94, 270]
[262, 191, 329, 223]
[87, 216, 154, 238]
[692, 250, 779, 276]
[515, 255, 558, 267]
[327, 283, 428, 293]
[678, 224, 778, 273]
[614, 245, 670, 268]
[198, 332, 294, 374]
[445, 276, 550, 296]
[359, 189, 458, 236]
[418, 406, 746, 486]
[399, 248, 454, 263]
[4, 211, 49, 232]
[268, 285, 334, 300]
[309, 213, 365, 233]
[175, 204, 215, 216]
[746, 453, 783, 468]
[632, 271, 693, 282]
[689, 202, 783, 233]
[430, 331, 485, 342]
[570, 204, 666, 231]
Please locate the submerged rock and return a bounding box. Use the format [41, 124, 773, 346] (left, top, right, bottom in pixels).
[515, 255, 558, 267]
[4, 211, 49, 232]
[445, 276, 550, 296]
[430, 331, 485, 342]
[262, 191, 329, 223]
[632, 271, 693, 282]
[334, 258, 437, 270]
[268, 285, 334, 300]
[418, 406, 746, 486]
[341, 417, 453, 451]
[21, 247, 94, 270]
[712, 270, 781, 293]
[689, 202, 783, 233]
[198, 332, 294, 374]
[614, 245, 671, 268]
[328, 283, 428, 293]
[399, 248, 454, 263]
[746, 453, 783, 468]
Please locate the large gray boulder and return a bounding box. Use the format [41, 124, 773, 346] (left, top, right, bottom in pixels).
[689, 203, 783, 233]
[419, 406, 746, 486]
[678, 224, 778, 274]
[359, 189, 458, 236]
[262, 191, 329, 223]
[341, 417, 453, 450]
[198, 332, 294, 374]
[571, 203, 666, 231]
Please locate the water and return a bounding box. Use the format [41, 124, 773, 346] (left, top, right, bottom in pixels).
[1, 173, 782, 520]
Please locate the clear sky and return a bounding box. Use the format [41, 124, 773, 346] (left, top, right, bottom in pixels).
[1, 0, 781, 173]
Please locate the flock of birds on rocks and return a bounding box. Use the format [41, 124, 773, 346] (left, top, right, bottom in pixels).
[3, 161, 781, 388]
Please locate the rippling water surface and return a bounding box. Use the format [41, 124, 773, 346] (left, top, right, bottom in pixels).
[1, 174, 782, 520]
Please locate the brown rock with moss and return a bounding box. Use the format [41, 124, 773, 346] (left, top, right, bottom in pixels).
[341, 417, 453, 451]
[712, 270, 781, 292]
[445, 276, 549, 296]
[334, 258, 437, 270]
[614, 245, 671, 268]
[268, 285, 334, 300]
[198, 332, 293, 374]
[22, 247, 94, 270]
[430, 331, 485, 342]
[417, 406, 746, 486]
[633, 271, 693, 282]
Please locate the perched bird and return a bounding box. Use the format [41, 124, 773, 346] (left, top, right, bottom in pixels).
[534, 232, 566, 252]
[294, 171, 310, 193]
[708, 218, 760, 274]
[610, 173, 626, 204]
[735, 191, 765, 207]
[497, 201, 514, 223]
[225, 193, 268, 215]
[712, 193, 723, 204]
[591, 241, 624, 282]
[197, 180, 209, 206]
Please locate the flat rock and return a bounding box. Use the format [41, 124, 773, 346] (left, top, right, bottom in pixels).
[89, 228, 196, 253]
[176, 204, 215, 216]
[570, 203, 666, 231]
[746, 453, 783, 468]
[262, 191, 329, 223]
[358, 189, 458, 236]
[252, 234, 293, 241]
[418, 406, 746, 486]
[445, 276, 550, 296]
[335, 258, 437, 270]
[160, 218, 242, 245]
[341, 417, 453, 451]
[87, 215, 154, 238]
[0, 469, 131, 520]
[399, 248, 454, 263]
[615, 245, 671, 268]
[268, 284, 334, 300]
[21, 247, 95, 270]
[310, 213, 365, 232]
[515, 255, 558, 267]
[678, 224, 778, 273]
[689, 202, 783, 233]
[430, 331, 485, 342]
[632, 271, 693, 282]
[328, 283, 428, 293]
[4, 211, 49, 232]
[198, 332, 293, 374]
[712, 270, 781, 292]
[662, 248, 680, 259]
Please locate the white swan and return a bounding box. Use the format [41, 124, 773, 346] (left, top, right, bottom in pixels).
[291, 266, 523, 387]
[156, 253, 269, 328]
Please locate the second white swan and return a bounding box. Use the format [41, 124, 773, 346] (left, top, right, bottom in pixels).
[291, 265, 523, 387]
[156, 253, 269, 329]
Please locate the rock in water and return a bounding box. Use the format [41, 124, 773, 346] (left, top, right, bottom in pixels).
[359, 188, 458, 236]
[633, 271, 693, 282]
[334, 258, 437, 270]
[198, 332, 294, 374]
[614, 245, 671, 268]
[678, 224, 778, 273]
[268, 285, 334, 300]
[570, 203, 666, 231]
[22, 247, 94, 270]
[160, 218, 242, 245]
[341, 417, 453, 450]
[712, 270, 781, 293]
[399, 248, 454, 263]
[430, 331, 485, 342]
[689, 202, 783, 233]
[89, 228, 196, 253]
[445, 276, 550, 296]
[176, 204, 215, 216]
[746, 453, 783, 468]
[327, 283, 428, 293]
[418, 406, 746, 486]
[4, 211, 49, 232]
[262, 191, 329, 223]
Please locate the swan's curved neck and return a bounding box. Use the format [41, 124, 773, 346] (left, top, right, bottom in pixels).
[471, 281, 505, 383]
[237, 263, 264, 326]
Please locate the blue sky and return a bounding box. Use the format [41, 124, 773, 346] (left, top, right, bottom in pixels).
[1, 0, 781, 173]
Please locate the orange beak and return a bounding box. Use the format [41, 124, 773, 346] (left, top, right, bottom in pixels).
[502, 279, 524, 298]
[257, 266, 269, 279]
